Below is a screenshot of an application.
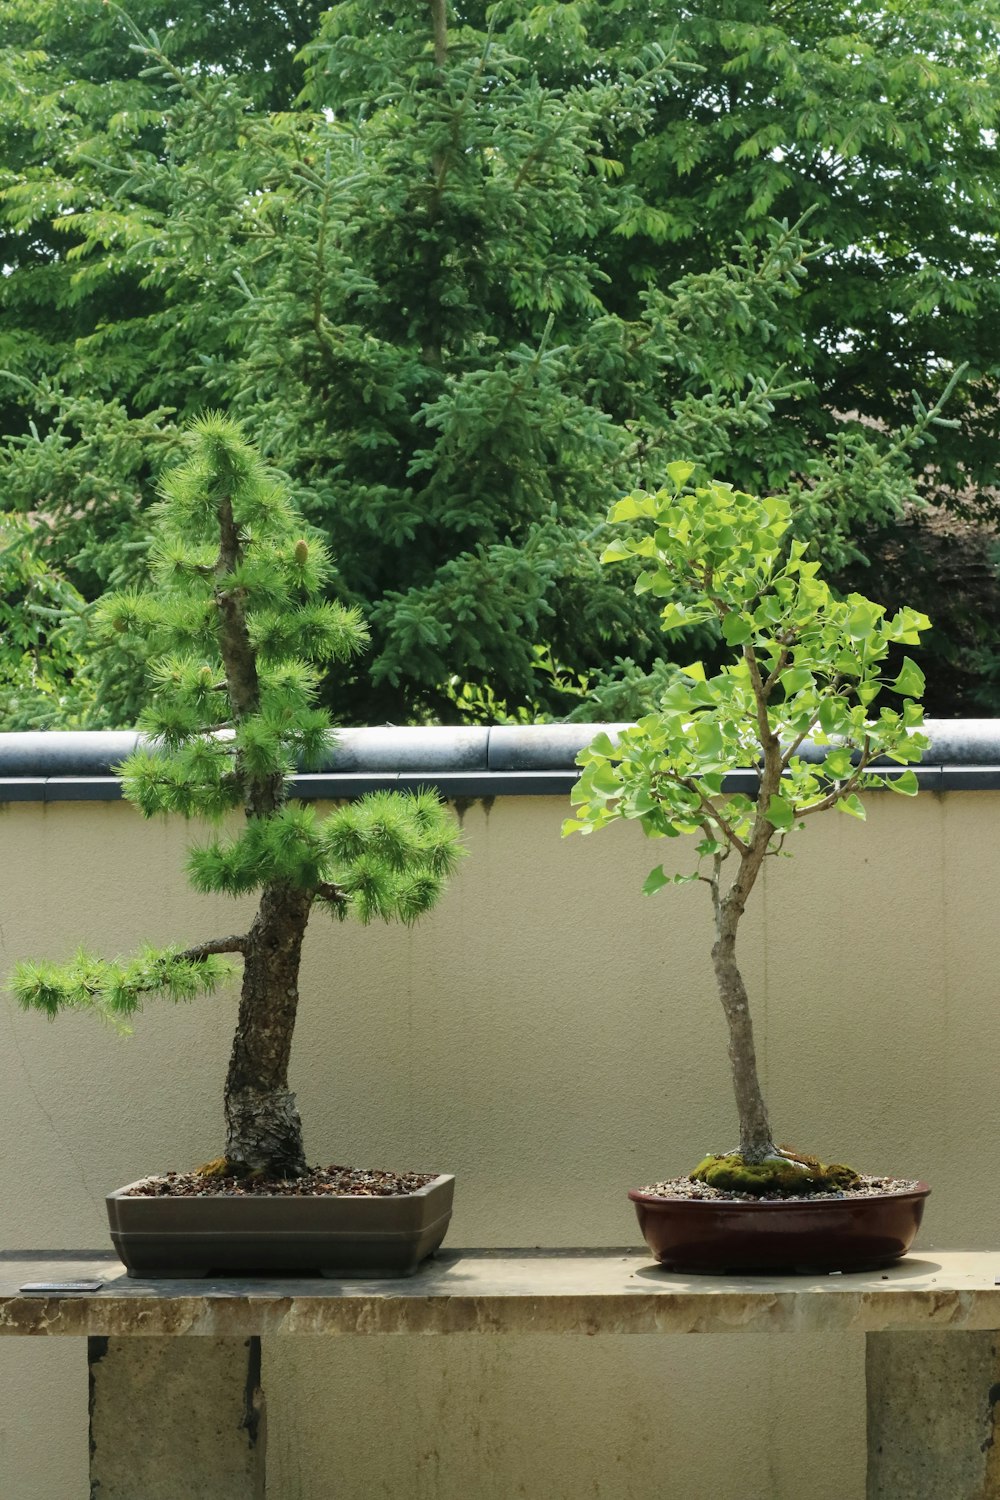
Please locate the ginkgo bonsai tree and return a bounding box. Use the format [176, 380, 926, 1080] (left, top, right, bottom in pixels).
[12, 414, 463, 1182]
[566, 464, 929, 1195]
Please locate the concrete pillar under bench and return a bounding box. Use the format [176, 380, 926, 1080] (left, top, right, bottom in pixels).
[87, 1335, 265, 1500]
[5, 1250, 1000, 1499]
[867, 1330, 1000, 1499]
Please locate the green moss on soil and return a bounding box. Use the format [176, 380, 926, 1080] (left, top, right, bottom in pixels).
[690, 1150, 861, 1197]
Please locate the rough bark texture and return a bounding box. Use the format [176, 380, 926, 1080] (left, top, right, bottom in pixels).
[224, 882, 314, 1175]
[213, 486, 309, 1174]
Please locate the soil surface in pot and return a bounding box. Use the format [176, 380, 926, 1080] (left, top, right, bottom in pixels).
[123, 1166, 435, 1198]
[639, 1174, 921, 1203]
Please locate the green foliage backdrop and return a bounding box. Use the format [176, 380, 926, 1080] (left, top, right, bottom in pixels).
[2, 0, 998, 724]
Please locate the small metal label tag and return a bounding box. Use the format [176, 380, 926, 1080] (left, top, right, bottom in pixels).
[19, 1280, 104, 1293]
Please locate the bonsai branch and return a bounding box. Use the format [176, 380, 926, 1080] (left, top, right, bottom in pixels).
[743, 641, 780, 756]
[177, 935, 248, 960]
[780, 680, 846, 770]
[781, 719, 821, 771]
[795, 736, 875, 818]
[315, 881, 349, 908]
[700, 841, 725, 900]
[675, 775, 749, 857]
[762, 637, 796, 697]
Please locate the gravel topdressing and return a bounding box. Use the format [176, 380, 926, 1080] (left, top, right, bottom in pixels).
[636, 1175, 923, 1204]
[124, 1166, 436, 1198]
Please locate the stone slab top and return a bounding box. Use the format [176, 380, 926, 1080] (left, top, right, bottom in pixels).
[3, 1249, 1000, 1338]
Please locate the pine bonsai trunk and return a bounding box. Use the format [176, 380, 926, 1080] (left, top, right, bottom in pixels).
[214, 487, 314, 1176]
[223, 881, 314, 1176]
[712, 888, 777, 1164]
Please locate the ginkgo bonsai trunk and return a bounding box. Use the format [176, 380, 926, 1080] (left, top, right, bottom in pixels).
[712, 920, 775, 1165]
[709, 711, 784, 1165]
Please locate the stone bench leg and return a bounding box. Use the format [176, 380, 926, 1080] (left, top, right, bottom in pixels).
[867, 1331, 1000, 1498]
[88, 1336, 265, 1500]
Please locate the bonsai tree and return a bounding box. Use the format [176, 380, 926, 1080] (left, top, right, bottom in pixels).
[565, 464, 929, 1194]
[11, 414, 463, 1180]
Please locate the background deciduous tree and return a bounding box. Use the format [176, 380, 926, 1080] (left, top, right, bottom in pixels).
[2, 0, 997, 722]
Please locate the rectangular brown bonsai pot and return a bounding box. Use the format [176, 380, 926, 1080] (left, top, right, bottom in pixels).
[107, 1174, 455, 1279]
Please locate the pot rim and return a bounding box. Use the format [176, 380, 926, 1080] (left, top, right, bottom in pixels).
[628, 1179, 931, 1209]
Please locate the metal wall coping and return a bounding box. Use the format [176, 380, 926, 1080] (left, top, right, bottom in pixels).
[0, 721, 998, 802]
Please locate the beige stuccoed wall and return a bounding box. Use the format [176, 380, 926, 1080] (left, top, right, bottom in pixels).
[1, 789, 998, 1498]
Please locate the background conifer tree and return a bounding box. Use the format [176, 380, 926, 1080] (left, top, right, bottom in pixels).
[1, 0, 996, 719]
[0, 515, 91, 727]
[11, 415, 464, 1176]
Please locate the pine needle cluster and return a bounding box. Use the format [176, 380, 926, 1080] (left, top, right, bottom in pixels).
[13, 948, 235, 1026]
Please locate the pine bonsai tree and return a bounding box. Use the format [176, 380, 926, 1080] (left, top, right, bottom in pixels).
[11, 414, 464, 1179]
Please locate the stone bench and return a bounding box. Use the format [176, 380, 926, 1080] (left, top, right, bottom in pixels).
[3, 1248, 999, 1499]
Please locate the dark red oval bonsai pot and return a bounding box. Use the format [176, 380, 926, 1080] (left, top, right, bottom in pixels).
[629, 1182, 931, 1274]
